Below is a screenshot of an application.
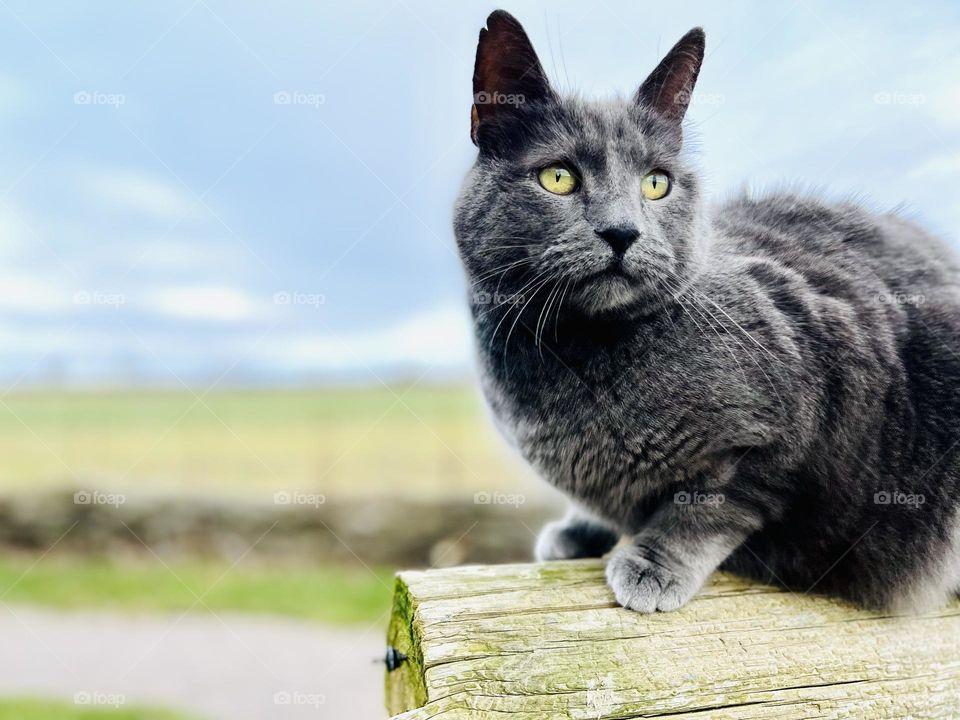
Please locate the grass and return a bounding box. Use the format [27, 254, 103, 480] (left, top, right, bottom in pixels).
[0, 554, 393, 625]
[0, 699, 194, 720]
[0, 385, 526, 497]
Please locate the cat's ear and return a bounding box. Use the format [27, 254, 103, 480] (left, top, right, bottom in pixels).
[471, 10, 554, 146]
[635, 28, 705, 125]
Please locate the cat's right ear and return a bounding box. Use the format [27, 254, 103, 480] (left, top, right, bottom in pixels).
[635, 27, 705, 127]
[471, 10, 554, 147]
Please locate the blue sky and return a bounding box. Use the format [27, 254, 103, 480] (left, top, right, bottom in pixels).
[0, 0, 958, 387]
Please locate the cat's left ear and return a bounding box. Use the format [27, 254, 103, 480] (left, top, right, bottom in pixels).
[635, 28, 705, 126]
[471, 10, 555, 147]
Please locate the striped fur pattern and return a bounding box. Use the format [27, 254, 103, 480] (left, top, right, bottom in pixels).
[454, 10, 960, 612]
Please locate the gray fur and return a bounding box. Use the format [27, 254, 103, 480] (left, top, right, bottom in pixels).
[535, 506, 619, 562]
[455, 11, 960, 612]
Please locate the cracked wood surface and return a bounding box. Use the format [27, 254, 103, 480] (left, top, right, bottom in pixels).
[385, 560, 960, 718]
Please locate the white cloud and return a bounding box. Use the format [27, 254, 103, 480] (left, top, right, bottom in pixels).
[0, 71, 26, 118]
[0, 274, 71, 313]
[89, 236, 248, 276]
[928, 77, 960, 125]
[88, 169, 193, 220]
[146, 285, 261, 322]
[126, 239, 237, 270]
[0, 205, 24, 259]
[0, 304, 475, 386]
[910, 154, 960, 182]
[270, 304, 473, 372]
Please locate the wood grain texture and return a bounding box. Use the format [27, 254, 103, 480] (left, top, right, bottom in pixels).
[385, 560, 960, 718]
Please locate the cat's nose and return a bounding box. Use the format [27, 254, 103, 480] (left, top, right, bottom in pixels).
[595, 225, 639, 256]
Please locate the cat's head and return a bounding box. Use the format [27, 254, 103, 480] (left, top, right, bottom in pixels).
[455, 11, 707, 321]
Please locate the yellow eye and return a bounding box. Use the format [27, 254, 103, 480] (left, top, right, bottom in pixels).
[538, 165, 578, 195]
[641, 171, 670, 200]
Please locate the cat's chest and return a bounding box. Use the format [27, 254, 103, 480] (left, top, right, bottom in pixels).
[481, 349, 698, 510]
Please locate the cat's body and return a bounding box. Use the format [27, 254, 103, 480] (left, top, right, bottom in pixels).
[455, 11, 960, 612]
[472, 190, 960, 611]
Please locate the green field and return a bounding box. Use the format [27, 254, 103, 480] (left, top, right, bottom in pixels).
[0, 699, 194, 720]
[0, 386, 530, 626]
[0, 554, 392, 624]
[0, 385, 528, 497]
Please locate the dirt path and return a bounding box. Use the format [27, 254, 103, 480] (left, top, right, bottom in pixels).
[0, 605, 389, 719]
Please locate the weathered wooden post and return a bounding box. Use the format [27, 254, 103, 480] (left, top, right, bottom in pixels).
[385, 559, 960, 718]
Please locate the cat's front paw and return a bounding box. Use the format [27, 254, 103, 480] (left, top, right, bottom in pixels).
[535, 518, 618, 561]
[605, 545, 702, 613]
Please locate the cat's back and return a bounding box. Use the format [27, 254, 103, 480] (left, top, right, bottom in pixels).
[704, 192, 960, 451]
[709, 191, 960, 294]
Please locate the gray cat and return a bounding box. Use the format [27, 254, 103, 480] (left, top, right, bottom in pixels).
[454, 10, 960, 613]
